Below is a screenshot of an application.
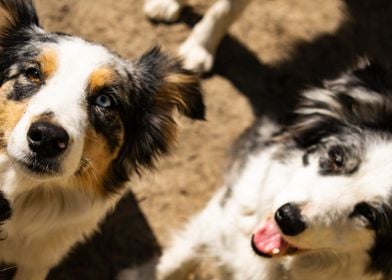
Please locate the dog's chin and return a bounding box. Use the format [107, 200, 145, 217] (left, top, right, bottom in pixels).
[16, 158, 61, 178]
[11, 154, 73, 181]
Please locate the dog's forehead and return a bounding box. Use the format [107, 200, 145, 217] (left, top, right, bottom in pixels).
[38, 37, 120, 91]
[49, 37, 118, 83]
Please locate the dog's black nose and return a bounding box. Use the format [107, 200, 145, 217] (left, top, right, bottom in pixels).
[275, 203, 306, 236]
[27, 121, 69, 158]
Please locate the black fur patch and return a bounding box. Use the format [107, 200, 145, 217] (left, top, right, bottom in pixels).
[0, 0, 39, 32]
[364, 203, 392, 279]
[7, 78, 41, 100]
[0, 191, 11, 222]
[124, 48, 204, 166]
[88, 88, 123, 153]
[94, 48, 205, 192]
[285, 62, 392, 151]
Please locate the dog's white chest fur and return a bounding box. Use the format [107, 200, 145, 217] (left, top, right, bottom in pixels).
[0, 164, 122, 274]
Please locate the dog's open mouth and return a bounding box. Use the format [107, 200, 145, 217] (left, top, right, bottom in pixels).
[251, 219, 303, 258]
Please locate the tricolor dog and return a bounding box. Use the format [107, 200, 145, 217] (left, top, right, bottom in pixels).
[0, 0, 204, 279]
[157, 61, 392, 280]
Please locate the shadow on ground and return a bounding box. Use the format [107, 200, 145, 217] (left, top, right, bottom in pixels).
[46, 192, 160, 280]
[183, 0, 392, 120]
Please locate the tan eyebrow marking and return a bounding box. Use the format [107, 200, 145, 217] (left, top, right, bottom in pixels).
[88, 67, 117, 92]
[38, 48, 58, 79]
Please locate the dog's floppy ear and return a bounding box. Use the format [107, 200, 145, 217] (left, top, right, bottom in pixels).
[133, 47, 205, 120]
[124, 47, 205, 171]
[0, 0, 39, 41]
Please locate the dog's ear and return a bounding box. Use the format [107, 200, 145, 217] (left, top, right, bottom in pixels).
[133, 47, 205, 120]
[124, 47, 205, 171]
[0, 0, 39, 42]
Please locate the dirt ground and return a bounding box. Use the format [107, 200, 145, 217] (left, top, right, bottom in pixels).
[2, 0, 373, 279]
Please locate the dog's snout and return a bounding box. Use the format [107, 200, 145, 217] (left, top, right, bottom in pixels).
[275, 203, 306, 236]
[27, 121, 69, 158]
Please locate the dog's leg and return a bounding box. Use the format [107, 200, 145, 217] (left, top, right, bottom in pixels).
[158, 189, 228, 280]
[144, 0, 186, 22]
[13, 266, 49, 280]
[157, 233, 199, 280]
[179, 0, 251, 73]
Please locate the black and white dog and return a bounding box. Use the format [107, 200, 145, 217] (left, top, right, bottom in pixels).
[0, 1, 204, 279]
[157, 61, 392, 280]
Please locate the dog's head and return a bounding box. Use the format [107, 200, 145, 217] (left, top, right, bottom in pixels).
[0, 0, 205, 194]
[252, 63, 392, 277]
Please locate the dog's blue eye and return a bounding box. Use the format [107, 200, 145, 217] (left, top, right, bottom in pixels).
[95, 94, 113, 108]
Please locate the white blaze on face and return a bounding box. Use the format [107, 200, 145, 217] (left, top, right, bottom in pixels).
[7, 37, 115, 179]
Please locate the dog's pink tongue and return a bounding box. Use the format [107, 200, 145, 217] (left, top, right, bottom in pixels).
[252, 220, 286, 256]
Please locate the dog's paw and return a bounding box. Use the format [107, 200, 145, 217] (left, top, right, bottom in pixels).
[144, 0, 183, 22]
[179, 38, 214, 73]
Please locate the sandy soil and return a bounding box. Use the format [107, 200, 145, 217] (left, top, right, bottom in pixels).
[2, 0, 370, 279]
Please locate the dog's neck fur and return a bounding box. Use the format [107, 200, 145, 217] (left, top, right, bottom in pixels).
[0, 155, 125, 271]
[0, 128, 121, 272]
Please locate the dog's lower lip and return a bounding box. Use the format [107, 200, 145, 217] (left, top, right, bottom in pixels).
[15, 158, 58, 175]
[251, 234, 273, 258]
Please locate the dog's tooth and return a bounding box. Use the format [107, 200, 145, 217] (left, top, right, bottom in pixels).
[272, 248, 280, 255]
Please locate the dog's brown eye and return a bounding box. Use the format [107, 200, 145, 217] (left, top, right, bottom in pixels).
[329, 149, 344, 169]
[25, 67, 42, 84]
[320, 146, 345, 174]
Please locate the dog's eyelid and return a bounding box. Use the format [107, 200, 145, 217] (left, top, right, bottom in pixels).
[98, 86, 117, 95]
